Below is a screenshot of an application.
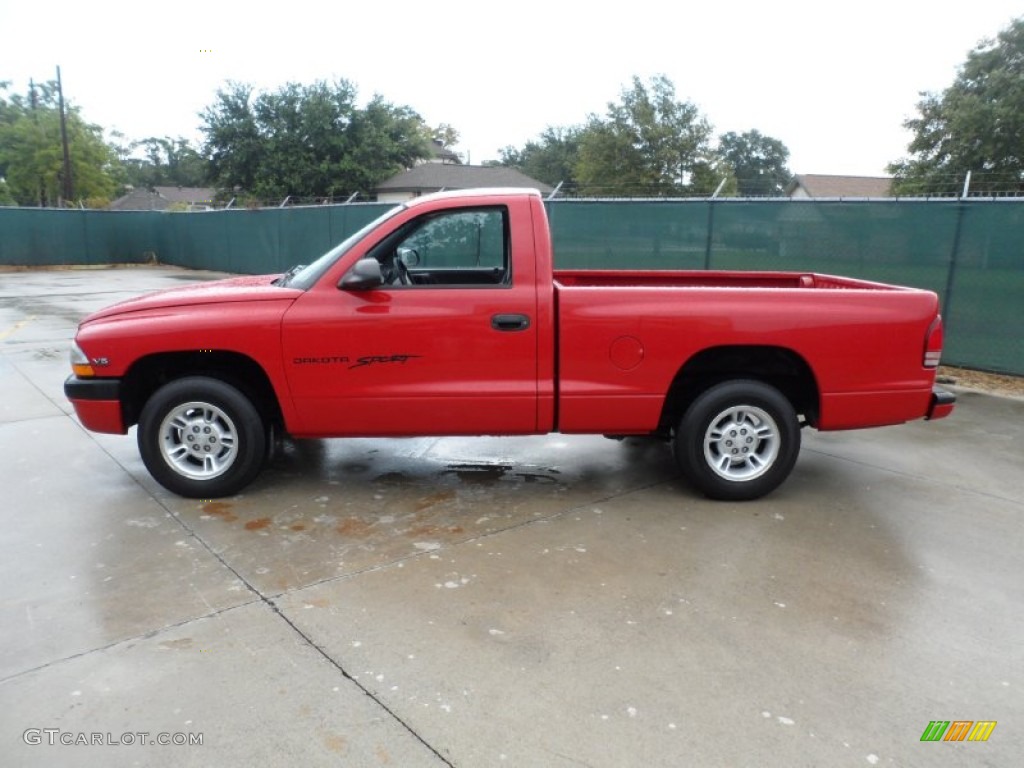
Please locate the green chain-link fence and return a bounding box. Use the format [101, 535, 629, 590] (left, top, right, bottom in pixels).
[1, 199, 1022, 374]
[546, 199, 1024, 374]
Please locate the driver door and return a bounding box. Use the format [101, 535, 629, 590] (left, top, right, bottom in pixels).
[281, 205, 539, 437]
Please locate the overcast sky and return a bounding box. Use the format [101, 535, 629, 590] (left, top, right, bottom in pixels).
[2, 0, 1020, 177]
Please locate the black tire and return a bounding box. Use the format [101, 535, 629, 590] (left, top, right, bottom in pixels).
[675, 379, 800, 501]
[137, 376, 267, 498]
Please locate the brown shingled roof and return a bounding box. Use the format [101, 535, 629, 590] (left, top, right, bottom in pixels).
[787, 175, 892, 198]
[108, 186, 216, 210]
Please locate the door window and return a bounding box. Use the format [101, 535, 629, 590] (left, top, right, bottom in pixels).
[370, 207, 510, 287]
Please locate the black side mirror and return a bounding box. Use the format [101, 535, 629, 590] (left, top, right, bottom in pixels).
[339, 258, 383, 290]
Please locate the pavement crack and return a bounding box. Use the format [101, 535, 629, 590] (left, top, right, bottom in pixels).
[547, 750, 596, 768]
[264, 597, 456, 767]
[99, 449, 457, 767]
[0, 601, 260, 685]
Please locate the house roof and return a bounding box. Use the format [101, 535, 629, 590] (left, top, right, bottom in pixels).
[108, 186, 216, 210]
[376, 165, 552, 194]
[787, 175, 892, 198]
[427, 139, 461, 164]
[153, 186, 216, 204]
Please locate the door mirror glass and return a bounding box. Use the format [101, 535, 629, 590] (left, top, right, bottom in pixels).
[339, 258, 383, 290]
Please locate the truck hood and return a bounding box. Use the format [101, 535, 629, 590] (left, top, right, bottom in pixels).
[82, 274, 300, 322]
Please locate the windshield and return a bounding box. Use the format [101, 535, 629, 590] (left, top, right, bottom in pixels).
[282, 204, 405, 290]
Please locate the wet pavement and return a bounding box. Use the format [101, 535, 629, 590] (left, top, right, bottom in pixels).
[1, 266, 1021, 766]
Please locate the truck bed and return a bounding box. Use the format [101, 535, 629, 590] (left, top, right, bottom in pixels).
[553, 270, 906, 291]
[552, 269, 941, 434]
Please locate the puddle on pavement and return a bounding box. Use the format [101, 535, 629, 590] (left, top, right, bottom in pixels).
[444, 463, 514, 483]
[191, 458, 566, 543]
[443, 462, 561, 485]
[372, 471, 412, 484]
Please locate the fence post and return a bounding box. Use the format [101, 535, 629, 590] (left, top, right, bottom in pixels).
[703, 200, 715, 270]
[941, 202, 965, 321]
[702, 179, 727, 270]
[941, 172, 973, 320]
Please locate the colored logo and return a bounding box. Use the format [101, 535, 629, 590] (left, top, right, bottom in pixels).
[921, 721, 997, 742]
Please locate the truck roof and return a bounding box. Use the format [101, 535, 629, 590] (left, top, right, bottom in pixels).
[404, 187, 543, 209]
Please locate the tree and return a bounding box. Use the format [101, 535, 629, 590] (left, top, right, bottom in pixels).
[346, 95, 433, 191]
[0, 177, 15, 206]
[889, 17, 1024, 196]
[493, 125, 584, 187]
[717, 130, 792, 196]
[0, 81, 119, 206]
[432, 123, 460, 149]
[575, 75, 713, 196]
[690, 157, 738, 197]
[200, 80, 432, 201]
[121, 136, 208, 189]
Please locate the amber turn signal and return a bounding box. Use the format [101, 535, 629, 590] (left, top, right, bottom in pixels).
[70, 342, 95, 377]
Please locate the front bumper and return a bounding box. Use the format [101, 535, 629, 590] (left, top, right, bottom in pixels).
[64, 375, 127, 434]
[926, 387, 956, 421]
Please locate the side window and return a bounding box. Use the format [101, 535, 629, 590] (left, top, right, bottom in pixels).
[372, 207, 510, 287]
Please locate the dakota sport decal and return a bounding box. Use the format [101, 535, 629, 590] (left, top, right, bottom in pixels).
[292, 354, 422, 370]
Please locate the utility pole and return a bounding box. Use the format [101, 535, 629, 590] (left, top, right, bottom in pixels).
[56, 66, 73, 205]
[29, 79, 45, 207]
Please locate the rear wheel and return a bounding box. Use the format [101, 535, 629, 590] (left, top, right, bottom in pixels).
[138, 376, 267, 498]
[675, 380, 800, 501]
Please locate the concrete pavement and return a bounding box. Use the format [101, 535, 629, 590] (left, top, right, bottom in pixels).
[1, 266, 1020, 766]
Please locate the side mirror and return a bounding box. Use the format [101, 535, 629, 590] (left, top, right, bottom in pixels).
[339, 258, 383, 290]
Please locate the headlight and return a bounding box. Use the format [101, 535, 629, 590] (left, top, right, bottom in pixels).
[70, 341, 94, 377]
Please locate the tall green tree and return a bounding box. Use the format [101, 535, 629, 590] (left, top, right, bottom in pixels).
[717, 130, 792, 196]
[200, 80, 431, 200]
[493, 125, 584, 187]
[889, 17, 1024, 195]
[690, 157, 738, 197]
[0, 81, 119, 206]
[575, 75, 713, 196]
[121, 136, 208, 189]
[346, 95, 432, 191]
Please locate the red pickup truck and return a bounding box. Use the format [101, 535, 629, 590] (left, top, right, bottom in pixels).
[65, 188, 954, 501]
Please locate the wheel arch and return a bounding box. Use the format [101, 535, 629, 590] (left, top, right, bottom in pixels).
[659, 345, 820, 433]
[120, 350, 283, 432]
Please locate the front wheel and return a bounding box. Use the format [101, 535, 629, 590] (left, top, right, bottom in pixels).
[137, 376, 267, 498]
[675, 380, 800, 501]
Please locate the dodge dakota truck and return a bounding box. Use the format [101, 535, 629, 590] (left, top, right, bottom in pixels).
[64, 188, 954, 501]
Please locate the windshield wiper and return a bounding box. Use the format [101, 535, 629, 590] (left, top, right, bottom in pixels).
[275, 264, 306, 287]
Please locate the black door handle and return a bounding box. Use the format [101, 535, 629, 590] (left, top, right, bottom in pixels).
[491, 313, 531, 332]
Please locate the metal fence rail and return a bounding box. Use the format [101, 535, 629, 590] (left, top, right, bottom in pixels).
[1, 198, 1021, 375]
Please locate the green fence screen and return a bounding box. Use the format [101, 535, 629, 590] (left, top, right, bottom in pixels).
[1, 199, 1022, 375]
[547, 199, 1023, 375]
